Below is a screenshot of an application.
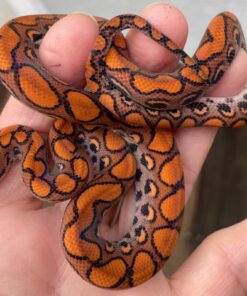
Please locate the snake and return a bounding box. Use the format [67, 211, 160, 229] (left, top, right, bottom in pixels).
[0, 11, 246, 289]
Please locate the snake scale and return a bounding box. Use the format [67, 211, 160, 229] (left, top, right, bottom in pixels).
[0, 11, 246, 289]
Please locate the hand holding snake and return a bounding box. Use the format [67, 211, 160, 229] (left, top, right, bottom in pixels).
[0, 2, 247, 294]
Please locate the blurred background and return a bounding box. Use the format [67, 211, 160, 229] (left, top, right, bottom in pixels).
[0, 0, 246, 275]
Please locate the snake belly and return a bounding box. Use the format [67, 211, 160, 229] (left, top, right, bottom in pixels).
[0, 12, 246, 289]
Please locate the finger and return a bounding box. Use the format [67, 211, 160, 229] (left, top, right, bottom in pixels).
[127, 2, 188, 72]
[102, 3, 189, 239]
[169, 219, 247, 295]
[176, 49, 247, 201]
[39, 13, 98, 88]
[124, 3, 247, 202]
[0, 13, 98, 131]
[0, 13, 98, 205]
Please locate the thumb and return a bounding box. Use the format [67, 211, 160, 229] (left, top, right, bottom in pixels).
[170, 219, 247, 295]
[0, 13, 98, 205]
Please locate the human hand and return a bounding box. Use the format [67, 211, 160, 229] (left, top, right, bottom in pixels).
[0, 3, 247, 295]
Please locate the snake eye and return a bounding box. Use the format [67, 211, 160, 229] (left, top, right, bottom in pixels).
[26, 29, 43, 43]
[57, 163, 65, 171]
[13, 147, 21, 156]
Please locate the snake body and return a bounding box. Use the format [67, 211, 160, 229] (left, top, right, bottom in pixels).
[0, 12, 246, 289]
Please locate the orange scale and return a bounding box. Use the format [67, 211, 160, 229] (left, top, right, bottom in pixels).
[131, 251, 156, 287]
[53, 138, 75, 161]
[152, 227, 179, 258]
[232, 120, 246, 128]
[124, 112, 147, 127]
[111, 153, 136, 180]
[0, 26, 19, 71]
[113, 33, 127, 49]
[0, 132, 12, 147]
[14, 131, 27, 143]
[133, 74, 182, 94]
[107, 17, 120, 28]
[19, 66, 59, 108]
[105, 130, 126, 152]
[180, 67, 204, 84]
[31, 177, 51, 197]
[94, 35, 106, 51]
[73, 158, 89, 181]
[160, 154, 183, 186]
[33, 160, 46, 177]
[148, 130, 173, 154]
[99, 93, 115, 114]
[180, 118, 197, 127]
[55, 173, 76, 193]
[88, 258, 126, 288]
[66, 91, 101, 121]
[64, 224, 101, 261]
[151, 28, 163, 40]
[54, 120, 74, 135]
[203, 118, 225, 127]
[133, 16, 146, 29]
[160, 188, 185, 221]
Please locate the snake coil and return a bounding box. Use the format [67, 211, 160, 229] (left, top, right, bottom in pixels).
[0, 12, 246, 289]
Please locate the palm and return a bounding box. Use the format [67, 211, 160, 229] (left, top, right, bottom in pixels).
[0, 180, 62, 292]
[0, 4, 247, 296]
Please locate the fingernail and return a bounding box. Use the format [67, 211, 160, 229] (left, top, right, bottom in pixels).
[146, 2, 174, 9]
[70, 11, 97, 22]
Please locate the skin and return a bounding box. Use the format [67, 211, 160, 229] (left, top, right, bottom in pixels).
[0, 2, 247, 295]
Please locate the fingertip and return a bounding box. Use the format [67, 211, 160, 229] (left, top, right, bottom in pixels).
[170, 219, 247, 294]
[0, 97, 53, 131]
[127, 2, 188, 72]
[209, 49, 247, 96]
[39, 13, 98, 88]
[175, 126, 218, 201]
[1, 13, 99, 130]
